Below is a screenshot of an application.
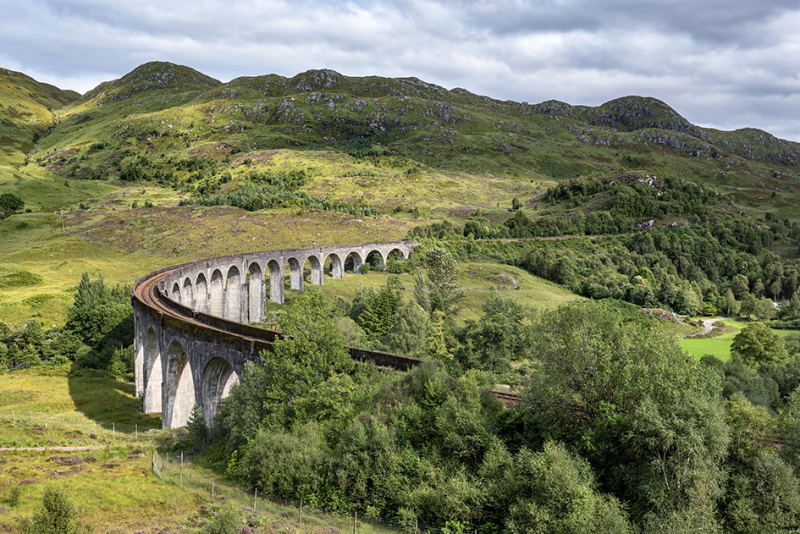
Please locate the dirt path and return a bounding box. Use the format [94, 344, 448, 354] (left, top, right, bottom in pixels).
[0, 445, 107, 452]
[698, 317, 730, 336]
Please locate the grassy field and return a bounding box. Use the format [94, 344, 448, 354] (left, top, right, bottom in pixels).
[681, 319, 798, 361]
[295, 262, 580, 325]
[0, 366, 442, 534]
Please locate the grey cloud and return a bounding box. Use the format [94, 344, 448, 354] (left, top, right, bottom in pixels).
[1, 0, 799, 140]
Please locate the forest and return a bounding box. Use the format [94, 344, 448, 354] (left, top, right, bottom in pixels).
[206, 251, 800, 534]
[410, 175, 800, 323]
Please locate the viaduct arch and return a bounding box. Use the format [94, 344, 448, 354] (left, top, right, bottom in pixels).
[133, 241, 419, 429]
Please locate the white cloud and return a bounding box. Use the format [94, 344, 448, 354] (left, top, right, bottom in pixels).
[1, 0, 800, 140]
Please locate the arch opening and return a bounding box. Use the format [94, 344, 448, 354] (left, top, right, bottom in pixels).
[304, 255, 323, 286]
[226, 266, 242, 321]
[344, 251, 363, 274]
[386, 248, 407, 273]
[324, 253, 344, 279]
[165, 341, 195, 428]
[210, 269, 224, 317]
[247, 262, 264, 323]
[202, 358, 239, 427]
[144, 328, 162, 414]
[365, 250, 385, 271]
[172, 282, 181, 302]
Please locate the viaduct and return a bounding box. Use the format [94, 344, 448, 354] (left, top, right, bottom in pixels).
[132, 241, 422, 429]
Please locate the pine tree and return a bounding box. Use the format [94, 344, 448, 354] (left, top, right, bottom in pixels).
[186, 403, 209, 445]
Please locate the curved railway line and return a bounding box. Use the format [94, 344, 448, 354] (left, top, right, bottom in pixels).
[132, 241, 520, 429]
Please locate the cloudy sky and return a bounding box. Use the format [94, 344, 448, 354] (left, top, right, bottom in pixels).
[2, 0, 800, 140]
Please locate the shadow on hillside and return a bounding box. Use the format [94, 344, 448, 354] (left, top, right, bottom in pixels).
[66, 315, 161, 436]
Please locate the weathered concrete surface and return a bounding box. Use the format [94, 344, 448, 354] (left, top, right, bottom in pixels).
[133, 241, 419, 429]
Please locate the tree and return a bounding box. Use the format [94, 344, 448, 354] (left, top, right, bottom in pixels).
[0, 193, 24, 215]
[770, 279, 783, 301]
[753, 279, 765, 297]
[755, 296, 776, 320]
[19, 486, 88, 534]
[64, 273, 133, 352]
[723, 288, 740, 316]
[388, 299, 429, 356]
[216, 290, 354, 446]
[186, 403, 209, 445]
[722, 451, 800, 534]
[525, 301, 729, 526]
[740, 293, 758, 319]
[422, 246, 463, 317]
[506, 442, 632, 534]
[468, 290, 532, 372]
[413, 271, 431, 314]
[424, 311, 452, 363]
[355, 282, 403, 341]
[788, 289, 800, 315]
[731, 321, 788, 367]
[732, 274, 750, 300]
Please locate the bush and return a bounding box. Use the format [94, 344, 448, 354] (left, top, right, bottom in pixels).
[201, 505, 240, 534]
[0, 193, 24, 214]
[18, 486, 87, 534]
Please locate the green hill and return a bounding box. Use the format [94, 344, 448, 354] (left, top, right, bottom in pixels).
[1, 62, 799, 325]
[24, 61, 798, 226]
[0, 68, 80, 166]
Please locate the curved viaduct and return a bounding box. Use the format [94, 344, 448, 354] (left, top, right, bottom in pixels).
[133, 241, 419, 429]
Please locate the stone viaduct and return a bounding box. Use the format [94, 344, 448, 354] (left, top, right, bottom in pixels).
[132, 241, 420, 429]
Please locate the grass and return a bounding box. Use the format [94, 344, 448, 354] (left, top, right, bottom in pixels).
[681, 319, 799, 361]
[0, 365, 160, 447]
[0, 366, 429, 534]
[284, 261, 580, 325]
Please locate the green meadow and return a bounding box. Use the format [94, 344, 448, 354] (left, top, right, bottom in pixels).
[681, 319, 797, 361]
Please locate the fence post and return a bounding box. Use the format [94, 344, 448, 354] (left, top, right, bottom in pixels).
[415, 520, 418, 534]
[180, 451, 183, 487]
[94, 422, 97, 436]
[212, 481, 215, 501]
[113, 422, 115, 440]
[136, 423, 138, 440]
[300, 500, 303, 524]
[254, 488, 257, 511]
[353, 511, 357, 534]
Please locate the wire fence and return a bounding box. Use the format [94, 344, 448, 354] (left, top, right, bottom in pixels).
[0, 414, 477, 534]
[155, 450, 473, 534]
[0, 410, 159, 446]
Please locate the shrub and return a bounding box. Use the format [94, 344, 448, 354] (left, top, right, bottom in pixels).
[18, 486, 87, 534]
[0, 193, 24, 214]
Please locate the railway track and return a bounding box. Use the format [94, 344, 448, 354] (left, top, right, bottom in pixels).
[135, 265, 522, 407]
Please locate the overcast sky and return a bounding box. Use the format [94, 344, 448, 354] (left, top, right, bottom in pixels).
[2, 0, 800, 141]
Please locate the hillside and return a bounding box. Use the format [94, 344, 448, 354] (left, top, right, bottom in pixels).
[0, 68, 80, 166]
[0, 61, 799, 326]
[20, 62, 796, 229]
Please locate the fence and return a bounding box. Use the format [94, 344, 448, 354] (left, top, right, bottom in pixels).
[0, 414, 480, 534]
[0, 410, 159, 446]
[154, 450, 477, 534]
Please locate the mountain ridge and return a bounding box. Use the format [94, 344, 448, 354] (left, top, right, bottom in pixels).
[2, 61, 798, 228]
